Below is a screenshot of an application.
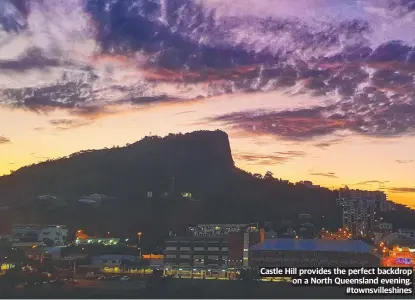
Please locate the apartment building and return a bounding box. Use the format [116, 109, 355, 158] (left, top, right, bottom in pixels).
[337, 187, 388, 235]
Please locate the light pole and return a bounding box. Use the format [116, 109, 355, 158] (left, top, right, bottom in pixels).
[137, 232, 143, 259]
[73, 261, 76, 278]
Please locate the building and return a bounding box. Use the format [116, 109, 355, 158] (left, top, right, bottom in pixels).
[382, 246, 415, 268]
[337, 187, 389, 235]
[75, 238, 120, 246]
[378, 223, 393, 232]
[163, 235, 250, 280]
[372, 223, 394, 245]
[184, 223, 262, 267]
[397, 229, 415, 240]
[187, 223, 258, 237]
[249, 239, 379, 268]
[142, 254, 164, 268]
[12, 224, 68, 245]
[228, 230, 263, 268]
[77, 254, 152, 275]
[379, 233, 406, 247]
[164, 224, 263, 279]
[91, 254, 140, 268]
[320, 229, 352, 240]
[164, 236, 229, 269]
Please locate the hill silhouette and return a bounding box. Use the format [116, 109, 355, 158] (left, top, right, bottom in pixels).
[0, 130, 351, 250]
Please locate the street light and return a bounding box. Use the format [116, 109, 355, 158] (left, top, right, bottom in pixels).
[137, 232, 142, 243]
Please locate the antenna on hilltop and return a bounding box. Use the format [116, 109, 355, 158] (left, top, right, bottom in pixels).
[171, 177, 175, 194]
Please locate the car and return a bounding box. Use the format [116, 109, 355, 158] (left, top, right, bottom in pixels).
[97, 276, 106, 280]
[120, 276, 130, 281]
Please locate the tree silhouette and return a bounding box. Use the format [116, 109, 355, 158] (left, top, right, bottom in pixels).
[264, 171, 274, 180]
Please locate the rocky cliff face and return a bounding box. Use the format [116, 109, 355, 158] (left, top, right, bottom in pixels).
[0, 130, 234, 203]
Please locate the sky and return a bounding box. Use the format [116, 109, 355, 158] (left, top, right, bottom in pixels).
[0, 0, 414, 208]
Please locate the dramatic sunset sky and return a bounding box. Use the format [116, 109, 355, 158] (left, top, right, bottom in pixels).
[0, 0, 414, 207]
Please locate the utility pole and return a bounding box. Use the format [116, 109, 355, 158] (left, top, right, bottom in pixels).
[73, 261, 76, 278]
[171, 177, 175, 194]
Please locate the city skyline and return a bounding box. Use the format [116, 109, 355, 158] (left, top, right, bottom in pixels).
[0, 0, 414, 208]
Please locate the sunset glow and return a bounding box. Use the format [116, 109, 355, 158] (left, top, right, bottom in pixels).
[0, 0, 414, 208]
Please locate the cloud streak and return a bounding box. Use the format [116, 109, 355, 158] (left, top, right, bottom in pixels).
[49, 119, 90, 130]
[309, 172, 338, 178]
[314, 139, 343, 149]
[355, 180, 390, 185]
[234, 150, 305, 165]
[395, 159, 414, 164]
[388, 187, 415, 193]
[0, 136, 11, 144]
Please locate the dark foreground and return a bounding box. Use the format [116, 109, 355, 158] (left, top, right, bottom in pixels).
[0, 279, 412, 299]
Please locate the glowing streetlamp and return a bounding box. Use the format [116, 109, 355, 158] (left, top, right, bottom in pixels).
[138, 232, 142, 243]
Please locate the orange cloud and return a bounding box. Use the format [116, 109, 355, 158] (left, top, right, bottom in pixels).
[234, 150, 305, 165]
[89, 53, 259, 83]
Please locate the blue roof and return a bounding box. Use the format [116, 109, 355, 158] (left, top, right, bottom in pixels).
[250, 239, 373, 253]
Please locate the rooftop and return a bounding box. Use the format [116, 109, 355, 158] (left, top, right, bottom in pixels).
[250, 239, 374, 253]
[12, 224, 67, 229]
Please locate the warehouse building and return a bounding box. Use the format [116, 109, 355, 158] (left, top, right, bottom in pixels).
[249, 239, 379, 267]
